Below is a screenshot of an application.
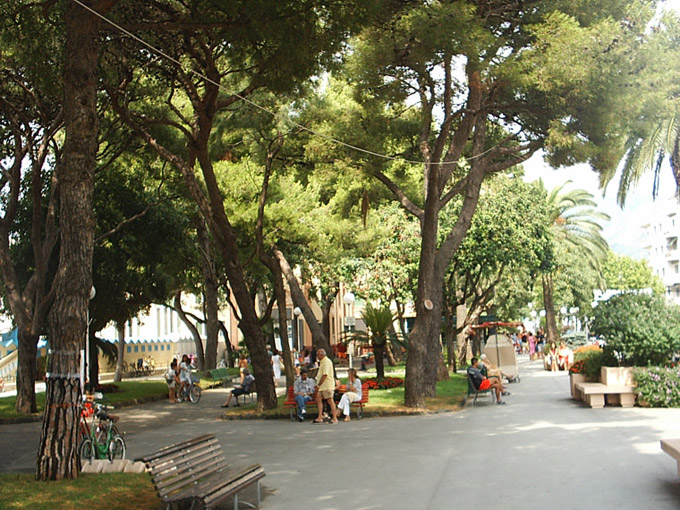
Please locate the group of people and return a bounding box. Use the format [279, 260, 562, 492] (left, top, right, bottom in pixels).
[510, 328, 546, 360]
[545, 341, 573, 371]
[295, 348, 362, 423]
[165, 354, 195, 403]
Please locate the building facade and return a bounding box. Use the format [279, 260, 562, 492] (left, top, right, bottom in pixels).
[642, 196, 680, 304]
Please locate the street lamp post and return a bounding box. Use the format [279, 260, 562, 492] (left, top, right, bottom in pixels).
[343, 292, 355, 368]
[82, 286, 96, 392]
[293, 306, 302, 352]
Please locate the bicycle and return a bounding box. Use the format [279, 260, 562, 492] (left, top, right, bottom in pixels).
[177, 374, 201, 404]
[78, 399, 126, 468]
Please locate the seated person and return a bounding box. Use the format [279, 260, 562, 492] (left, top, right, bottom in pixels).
[557, 341, 573, 370]
[335, 368, 362, 422]
[293, 368, 316, 421]
[479, 354, 513, 390]
[221, 369, 255, 408]
[467, 357, 506, 405]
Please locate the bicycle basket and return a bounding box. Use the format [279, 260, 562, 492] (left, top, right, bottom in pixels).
[190, 374, 200, 383]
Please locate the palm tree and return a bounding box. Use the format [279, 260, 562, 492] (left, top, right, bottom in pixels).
[607, 115, 680, 206]
[342, 303, 405, 379]
[538, 180, 610, 341]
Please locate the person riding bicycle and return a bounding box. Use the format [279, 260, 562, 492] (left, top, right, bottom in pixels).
[179, 354, 194, 397]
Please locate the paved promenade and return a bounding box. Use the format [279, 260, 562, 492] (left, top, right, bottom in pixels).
[2, 356, 680, 509]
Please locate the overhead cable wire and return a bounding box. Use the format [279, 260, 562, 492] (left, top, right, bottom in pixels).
[73, 0, 499, 167]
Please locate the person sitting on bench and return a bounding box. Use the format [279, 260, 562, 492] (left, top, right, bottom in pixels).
[221, 369, 255, 408]
[293, 368, 316, 421]
[467, 357, 506, 405]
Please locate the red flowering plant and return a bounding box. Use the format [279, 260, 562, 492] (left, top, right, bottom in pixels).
[568, 360, 585, 375]
[363, 377, 404, 390]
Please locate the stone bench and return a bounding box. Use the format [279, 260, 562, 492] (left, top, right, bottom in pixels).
[575, 382, 635, 408]
[661, 439, 680, 476]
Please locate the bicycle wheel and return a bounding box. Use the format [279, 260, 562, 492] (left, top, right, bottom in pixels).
[78, 438, 96, 469]
[108, 435, 126, 461]
[189, 385, 201, 404]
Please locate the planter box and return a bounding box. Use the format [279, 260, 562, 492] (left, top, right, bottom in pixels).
[600, 367, 635, 386]
[570, 373, 587, 400]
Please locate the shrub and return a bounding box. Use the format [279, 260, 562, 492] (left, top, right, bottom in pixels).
[572, 346, 605, 379]
[634, 367, 680, 407]
[362, 377, 404, 390]
[591, 292, 680, 366]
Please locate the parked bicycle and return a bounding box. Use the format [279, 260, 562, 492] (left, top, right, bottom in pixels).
[78, 397, 126, 468]
[178, 373, 201, 404]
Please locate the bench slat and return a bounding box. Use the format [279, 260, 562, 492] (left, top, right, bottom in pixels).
[150, 444, 223, 479]
[203, 466, 265, 507]
[165, 464, 259, 503]
[156, 456, 228, 494]
[137, 434, 218, 463]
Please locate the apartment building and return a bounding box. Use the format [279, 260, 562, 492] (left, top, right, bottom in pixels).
[642, 197, 680, 304]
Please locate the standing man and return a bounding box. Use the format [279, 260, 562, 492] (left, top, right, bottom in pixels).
[312, 349, 337, 423]
[294, 368, 316, 422]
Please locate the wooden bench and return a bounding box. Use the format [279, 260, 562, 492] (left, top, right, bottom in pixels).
[661, 439, 680, 476]
[136, 434, 264, 510]
[282, 383, 369, 420]
[208, 368, 233, 387]
[575, 382, 636, 408]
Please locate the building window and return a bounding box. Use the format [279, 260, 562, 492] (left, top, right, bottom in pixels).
[155, 345, 159, 351]
[141, 345, 145, 352]
[127, 346, 131, 353]
[134, 345, 139, 353]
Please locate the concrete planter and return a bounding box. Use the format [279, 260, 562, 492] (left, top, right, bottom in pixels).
[570, 373, 587, 400]
[600, 367, 635, 386]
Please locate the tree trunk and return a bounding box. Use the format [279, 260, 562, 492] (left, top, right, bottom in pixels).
[455, 303, 468, 368]
[108, 37, 276, 410]
[274, 248, 332, 356]
[373, 342, 386, 379]
[269, 262, 295, 389]
[173, 291, 205, 370]
[437, 353, 450, 381]
[218, 321, 234, 368]
[197, 220, 219, 370]
[36, 0, 100, 480]
[542, 273, 559, 342]
[16, 329, 39, 413]
[114, 321, 125, 382]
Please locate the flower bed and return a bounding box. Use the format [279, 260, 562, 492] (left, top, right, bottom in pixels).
[362, 377, 404, 390]
[634, 367, 680, 407]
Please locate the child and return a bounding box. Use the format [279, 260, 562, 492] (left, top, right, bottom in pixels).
[166, 360, 180, 403]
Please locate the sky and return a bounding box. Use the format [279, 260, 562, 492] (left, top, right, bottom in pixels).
[521, 153, 677, 260]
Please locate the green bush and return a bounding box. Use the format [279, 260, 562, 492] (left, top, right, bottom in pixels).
[634, 367, 680, 407]
[591, 293, 680, 366]
[573, 347, 606, 380]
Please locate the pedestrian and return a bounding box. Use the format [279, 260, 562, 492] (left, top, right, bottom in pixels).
[312, 349, 337, 423]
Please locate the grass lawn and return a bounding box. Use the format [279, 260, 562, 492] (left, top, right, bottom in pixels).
[0, 380, 169, 421]
[0, 473, 159, 510]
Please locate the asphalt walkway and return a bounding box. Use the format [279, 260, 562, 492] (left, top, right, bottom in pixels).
[2, 356, 680, 509]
